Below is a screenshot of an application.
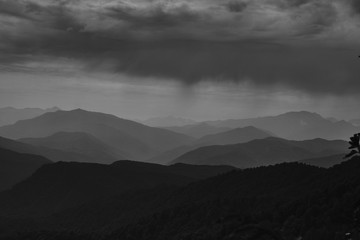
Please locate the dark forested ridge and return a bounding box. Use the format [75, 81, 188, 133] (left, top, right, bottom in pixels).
[0, 148, 51, 191]
[0, 160, 234, 218]
[0, 157, 359, 240]
[298, 154, 346, 168]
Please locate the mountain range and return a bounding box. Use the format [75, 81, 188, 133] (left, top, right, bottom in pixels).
[148, 126, 273, 164]
[0, 107, 357, 239]
[0, 109, 193, 161]
[0, 109, 352, 170]
[204, 111, 358, 140]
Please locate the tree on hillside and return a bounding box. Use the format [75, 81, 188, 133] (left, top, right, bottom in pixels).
[344, 133, 360, 159]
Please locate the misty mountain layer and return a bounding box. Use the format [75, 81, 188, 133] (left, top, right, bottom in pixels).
[171, 137, 347, 168]
[0, 109, 193, 161]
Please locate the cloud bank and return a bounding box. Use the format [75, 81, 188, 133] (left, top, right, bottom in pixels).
[0, 0, 359, 94]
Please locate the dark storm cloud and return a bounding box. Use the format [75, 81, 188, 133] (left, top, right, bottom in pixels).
[26, 2, 84, 31]
[106, 3, 201, 29]
[225, 1, 248, 13]
[349, 0, 360, 14]
[291, 1, 338, 36]
[275, 0, 311, 8]
[98, 41, 360, 95]
[0, 0, 33, 20]
[0, 0, 359, 95]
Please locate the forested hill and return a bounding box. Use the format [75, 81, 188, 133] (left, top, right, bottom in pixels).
[108, 157, 360, 240]
[1, 157, 360, 240]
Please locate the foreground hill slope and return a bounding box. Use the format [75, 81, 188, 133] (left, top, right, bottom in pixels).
[105, 156, 360, 240]
[2, 156, 359, 240]
[299, 153, 345, 168]
[0, 109, 194, 160]
[0, 161, 234, 218]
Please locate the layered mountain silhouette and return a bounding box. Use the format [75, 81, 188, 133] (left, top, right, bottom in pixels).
[141, 116, 197, 127]
[0, 108, 357, 239]
[0, 148, 51, 191]
[194, 126, 273, 145]
[0, 135, 116, 164]
[0, 107, 60, 127]
[19, 132, 123, 164]
[205, 111, 358, 140]
[0, 136, 43, 155]
[164, 122, 232, 138]
[0, 109, 193, 160]
[171, 137, 347, 168]
[148, 126, 273, 164]
[0, 160, 234, 218]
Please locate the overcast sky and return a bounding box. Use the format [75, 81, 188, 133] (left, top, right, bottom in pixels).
[0, 0, 359, 120]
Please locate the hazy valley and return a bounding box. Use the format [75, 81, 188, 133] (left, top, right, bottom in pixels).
[0, 107, 359, 240]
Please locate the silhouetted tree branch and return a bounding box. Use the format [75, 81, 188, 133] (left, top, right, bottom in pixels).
[344, 133, 360, 159]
